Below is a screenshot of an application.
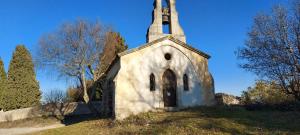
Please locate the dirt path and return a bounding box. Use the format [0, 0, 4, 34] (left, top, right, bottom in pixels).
[0, 124, 65, 135]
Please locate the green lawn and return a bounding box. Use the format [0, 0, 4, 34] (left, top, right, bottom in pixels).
[31, 106, 300, 135]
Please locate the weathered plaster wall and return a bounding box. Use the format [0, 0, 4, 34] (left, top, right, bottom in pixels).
[147, 0, 186, 43]
[113, 39, 215, 120]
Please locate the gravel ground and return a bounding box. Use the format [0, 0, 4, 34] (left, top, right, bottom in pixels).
[0, 124, 65, 135]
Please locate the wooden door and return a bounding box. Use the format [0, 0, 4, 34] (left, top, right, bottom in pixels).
[163, 69, 177, 107]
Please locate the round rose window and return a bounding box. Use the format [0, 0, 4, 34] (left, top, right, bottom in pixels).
[164, 53, 172, 60]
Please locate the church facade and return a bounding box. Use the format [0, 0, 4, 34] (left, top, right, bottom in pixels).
[102, 0, 215, 120]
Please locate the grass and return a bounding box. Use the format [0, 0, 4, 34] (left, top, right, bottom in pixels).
[0, 116, 60, 128]
[31, 106, 300, 135]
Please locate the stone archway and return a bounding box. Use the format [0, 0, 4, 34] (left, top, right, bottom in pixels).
[162, 69, 177, 107]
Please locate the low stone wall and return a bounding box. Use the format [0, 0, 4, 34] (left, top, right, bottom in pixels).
[215, 93, 240, 105]
[0, 107, 41, 122]
[0, 102, 101, 122]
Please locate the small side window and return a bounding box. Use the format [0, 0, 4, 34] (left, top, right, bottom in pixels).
[150, 73, 155, 91]
[183, 74, 189, 91]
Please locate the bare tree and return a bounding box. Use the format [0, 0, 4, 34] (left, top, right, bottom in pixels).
[44, 89, 67, 104]
[237, 1, 300, 100]
[37, 19, 108, 103]
[43, 89, 69, 120]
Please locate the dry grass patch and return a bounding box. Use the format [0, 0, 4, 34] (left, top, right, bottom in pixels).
[0, 116, 60, 128]
[31, 106, 300, 135]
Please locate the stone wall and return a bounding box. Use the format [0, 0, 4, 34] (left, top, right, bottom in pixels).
[215, 93, 240, 105]
[0, 102, 101, 122]
[0, 107, 41, 122]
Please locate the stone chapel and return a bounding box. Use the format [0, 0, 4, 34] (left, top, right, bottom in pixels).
[102, 0, 215, 120]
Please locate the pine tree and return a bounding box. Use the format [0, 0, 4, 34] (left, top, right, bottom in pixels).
[4, 45, 41, 110]
[0, 58, 7, 110]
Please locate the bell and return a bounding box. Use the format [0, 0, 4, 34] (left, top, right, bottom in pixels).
[162, 7, 170, 25]
[162, 15, 170, 24]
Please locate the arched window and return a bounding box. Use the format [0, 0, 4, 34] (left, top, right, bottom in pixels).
[150, 73, 155, 91]
[183, 74, 189, 91]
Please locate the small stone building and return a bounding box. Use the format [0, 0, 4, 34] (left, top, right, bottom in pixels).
[102, 0, 215, 120]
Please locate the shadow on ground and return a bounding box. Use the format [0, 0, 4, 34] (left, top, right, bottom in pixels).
[109, 106, 300, 135]
[43, 106, 300, 135]
[60, 114, 103, 126]
[137, 106, 300, 134]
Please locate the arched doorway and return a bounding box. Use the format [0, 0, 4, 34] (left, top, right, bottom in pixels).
[162, 69, 177, 107]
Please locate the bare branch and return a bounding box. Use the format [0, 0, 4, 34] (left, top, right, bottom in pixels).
[36, 19, 108, 103]
[238, 3, 300, 100]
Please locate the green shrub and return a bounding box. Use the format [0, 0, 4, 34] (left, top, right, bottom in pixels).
[241, 81, 294, 105]
[241, 81, 300, 111]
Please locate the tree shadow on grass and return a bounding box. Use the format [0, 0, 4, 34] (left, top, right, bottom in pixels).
[41, 102, 105, 126]
[61, 114, 103, 126]
[125, 106, 300, 135]
[54, 106, 300, 134]
[148, 110, 246, 135]
[186, 106, 300, 134]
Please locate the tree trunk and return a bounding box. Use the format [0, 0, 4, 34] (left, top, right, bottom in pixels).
[87, 65, 96, 102]
[81, 69, 89, 103]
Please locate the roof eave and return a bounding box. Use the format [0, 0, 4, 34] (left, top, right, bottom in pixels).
[118, 36, 211, 59]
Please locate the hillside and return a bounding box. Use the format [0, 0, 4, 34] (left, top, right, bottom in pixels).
[32, 106, 300, 135]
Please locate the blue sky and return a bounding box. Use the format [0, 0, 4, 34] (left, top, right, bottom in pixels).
[0, 0, 289, 96]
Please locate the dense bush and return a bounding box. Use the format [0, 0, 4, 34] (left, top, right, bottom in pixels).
[241, 81, 294, 105]
[241, 81, 299, 111]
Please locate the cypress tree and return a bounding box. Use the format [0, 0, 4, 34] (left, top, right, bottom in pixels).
[0, 58, 7, 110]
[4, 45, 41, 110]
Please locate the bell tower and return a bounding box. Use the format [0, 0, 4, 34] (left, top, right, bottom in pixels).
[147, 0, 186, 43]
